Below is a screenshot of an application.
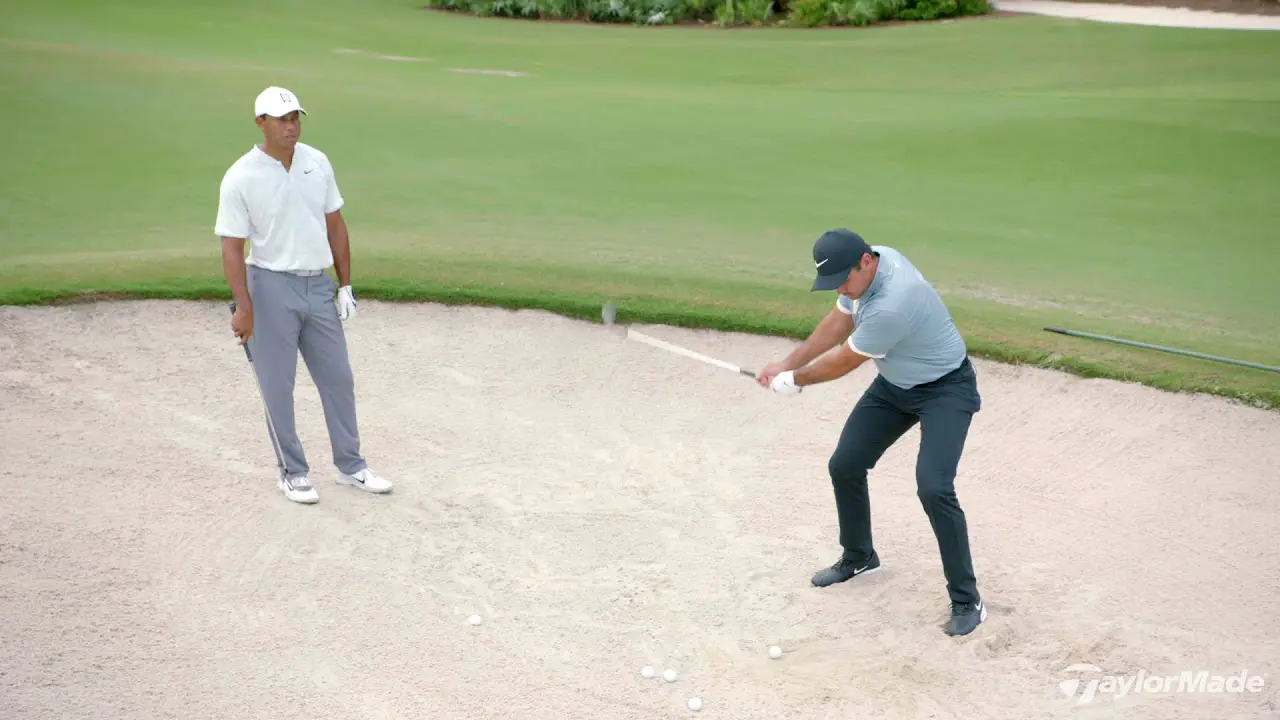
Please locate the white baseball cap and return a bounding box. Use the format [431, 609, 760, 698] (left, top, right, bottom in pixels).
[254, 86, 307, 118]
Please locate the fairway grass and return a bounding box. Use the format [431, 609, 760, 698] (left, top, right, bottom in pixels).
[2, 0, 1278, 408]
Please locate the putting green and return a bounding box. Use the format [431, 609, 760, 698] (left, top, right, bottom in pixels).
[2, 0, 1278, 407]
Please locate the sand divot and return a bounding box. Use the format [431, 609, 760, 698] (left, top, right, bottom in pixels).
[1, 299, 1277, 719]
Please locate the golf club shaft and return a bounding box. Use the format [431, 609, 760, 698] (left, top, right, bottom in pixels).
[604, 303, 757, 379]
[230, 301, 289, 476]
[626, 327, 756, 379]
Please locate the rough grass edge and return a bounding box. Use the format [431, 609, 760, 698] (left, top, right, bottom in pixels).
[4, 281, 1277, 412]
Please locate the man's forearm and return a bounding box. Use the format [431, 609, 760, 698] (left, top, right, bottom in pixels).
[794, 343, 870, 386]
[328, 213, 351, 286]
[221, 239, 251, 307]
[783, 309, 853, 369]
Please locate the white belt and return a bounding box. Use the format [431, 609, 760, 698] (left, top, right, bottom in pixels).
[247, 263, 325, 277]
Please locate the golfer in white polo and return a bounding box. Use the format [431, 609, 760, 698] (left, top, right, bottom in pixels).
[215, 86, 393, 504]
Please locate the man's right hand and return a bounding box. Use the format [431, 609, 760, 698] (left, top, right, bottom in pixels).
[755, 307, 853, 387]
[756, 361, 790, 388]
[231, 303, 254, 345]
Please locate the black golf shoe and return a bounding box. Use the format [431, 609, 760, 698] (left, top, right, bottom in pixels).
[945, 597, 987, 636]
[811, 550, 881, 587]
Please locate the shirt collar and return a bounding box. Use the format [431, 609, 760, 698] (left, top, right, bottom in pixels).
[252, 144, 296, 170]
[863, 252, 888, 299]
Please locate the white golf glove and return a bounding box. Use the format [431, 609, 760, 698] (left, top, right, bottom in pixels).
[336, 285, 357, 321]
[770, 370, 802, 395]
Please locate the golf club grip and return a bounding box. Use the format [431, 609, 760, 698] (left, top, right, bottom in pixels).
[229, 301, 252, 361]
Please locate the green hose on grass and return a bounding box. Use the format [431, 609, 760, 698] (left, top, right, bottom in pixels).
[1042, 327, 1280, 374]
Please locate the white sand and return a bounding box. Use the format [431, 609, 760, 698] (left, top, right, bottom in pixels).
[993, 0, 1280, 29]
[2, 299, 1278, 719]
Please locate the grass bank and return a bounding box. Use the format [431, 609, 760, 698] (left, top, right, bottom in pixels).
[7, 266, 1279, 410]
[1, 0, 1278, 409]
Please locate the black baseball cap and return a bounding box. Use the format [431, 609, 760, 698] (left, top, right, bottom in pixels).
[811, 228, 875, 291]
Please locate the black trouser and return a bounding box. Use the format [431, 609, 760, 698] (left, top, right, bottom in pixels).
[828, 357, 982, 605]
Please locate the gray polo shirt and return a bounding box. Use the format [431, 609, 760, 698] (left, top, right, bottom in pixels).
[836, 245, 967, 389]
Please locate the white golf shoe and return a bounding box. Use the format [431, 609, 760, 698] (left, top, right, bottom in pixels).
[337, 467, 393, 494]
[279, 475, 320, 504]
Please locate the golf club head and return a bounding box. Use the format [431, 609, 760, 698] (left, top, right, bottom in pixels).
[600, 301, 627, 337]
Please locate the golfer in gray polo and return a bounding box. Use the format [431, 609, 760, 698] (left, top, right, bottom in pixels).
[757, 228, 986, 636]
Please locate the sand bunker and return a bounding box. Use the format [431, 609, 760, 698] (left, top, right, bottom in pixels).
[994, 0, 1280, 29]
[2, 299, 1278, 719]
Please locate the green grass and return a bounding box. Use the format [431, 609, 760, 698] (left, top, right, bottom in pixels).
[2, 0, 1279, 408]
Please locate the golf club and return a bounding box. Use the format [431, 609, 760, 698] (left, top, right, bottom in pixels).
[229, 301, 289, 476]
[602, 302, 757, 379]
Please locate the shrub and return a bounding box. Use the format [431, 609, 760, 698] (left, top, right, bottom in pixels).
[423, 0, 992, 26]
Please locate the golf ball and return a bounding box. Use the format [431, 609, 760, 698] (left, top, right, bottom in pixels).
[469, 614, 483, 626]
[641, 666, 655, 679]
[769, 645, 782, 659]
[688, 697, 702, 711]
[664, 668, 678, 682]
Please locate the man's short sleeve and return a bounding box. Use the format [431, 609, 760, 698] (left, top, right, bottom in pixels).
[848, 309, 910, 359]
[319, 153, 344, 214]
[213, 172, 250, 239]
[835, 294, 855, 314]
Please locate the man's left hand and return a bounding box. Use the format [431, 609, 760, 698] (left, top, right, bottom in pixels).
[770, 370, 802, 395]
[336, 285, 357, 321]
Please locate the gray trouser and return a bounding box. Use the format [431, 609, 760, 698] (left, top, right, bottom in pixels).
[245, 265, 366, 480]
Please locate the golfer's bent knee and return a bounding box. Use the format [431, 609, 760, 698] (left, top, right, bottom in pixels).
[829, 448, 870, 486]
[916, 468, 957, 509]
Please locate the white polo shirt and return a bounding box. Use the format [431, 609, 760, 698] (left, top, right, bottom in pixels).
[214, 141, 344, 272]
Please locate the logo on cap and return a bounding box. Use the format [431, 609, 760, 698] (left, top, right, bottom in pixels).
[254, 86, 307, 118]
[810, 228, 873, 292]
